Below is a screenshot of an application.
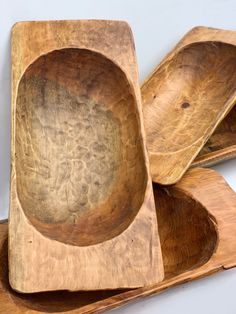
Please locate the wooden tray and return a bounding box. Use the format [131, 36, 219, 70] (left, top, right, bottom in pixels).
[142, 26, 236, 184]
[2, 168, 236, 313]
[9, 20, 163, 293]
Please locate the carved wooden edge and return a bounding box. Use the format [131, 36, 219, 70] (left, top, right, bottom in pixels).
[142, 26, 236, 90]
[9, 20, 164, 293]
[192, 145, 236, 168]
[142, 26, 236, 184]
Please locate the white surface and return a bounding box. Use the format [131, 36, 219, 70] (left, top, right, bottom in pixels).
[0, 0, 236, 313]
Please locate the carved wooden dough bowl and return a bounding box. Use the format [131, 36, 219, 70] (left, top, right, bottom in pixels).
[2, 168, 236, 313]
[9, 20, 163, 293]
[142, 27, 236, 184]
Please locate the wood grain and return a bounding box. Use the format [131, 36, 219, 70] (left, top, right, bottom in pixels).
[9, 20, 163, 293]
[142, 26, 236, 184]
[193, 105, 236, 167]
[2, 168, 236, 313]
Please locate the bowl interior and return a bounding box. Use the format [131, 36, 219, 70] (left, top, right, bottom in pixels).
[154, 186, 217, 278]
[143, 42, 236, 154]
[15, 48, 146, 246]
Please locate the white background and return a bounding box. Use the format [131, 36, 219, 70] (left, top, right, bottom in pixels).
[0, 0, 236, 313]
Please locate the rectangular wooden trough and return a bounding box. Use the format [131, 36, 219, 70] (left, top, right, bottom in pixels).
[2, 168, 236, 313]
[9, 20, 163, 293]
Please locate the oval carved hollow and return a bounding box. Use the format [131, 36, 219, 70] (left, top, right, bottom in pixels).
[154, 186, 217, 278]
[15, 48, 146, 246]
[144, 42, 236, 155]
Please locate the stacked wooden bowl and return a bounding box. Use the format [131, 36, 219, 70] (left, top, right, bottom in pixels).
[0, 20, 236, 313]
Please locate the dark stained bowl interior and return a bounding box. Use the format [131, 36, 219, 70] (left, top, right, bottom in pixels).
[15, 48, 147, 246]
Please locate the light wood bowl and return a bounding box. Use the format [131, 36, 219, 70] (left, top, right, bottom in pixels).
[9, 20, 163, 293]
[142, 27, 236, 184]
[2, 168, 236, 313]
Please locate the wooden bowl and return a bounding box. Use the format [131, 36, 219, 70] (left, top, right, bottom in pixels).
[2, 168, 236, 313]
[9, 20, 163, 293]
[142, 27, 236, 184]
[193, 105, 236, 167]
[16, 48, 146, 246]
